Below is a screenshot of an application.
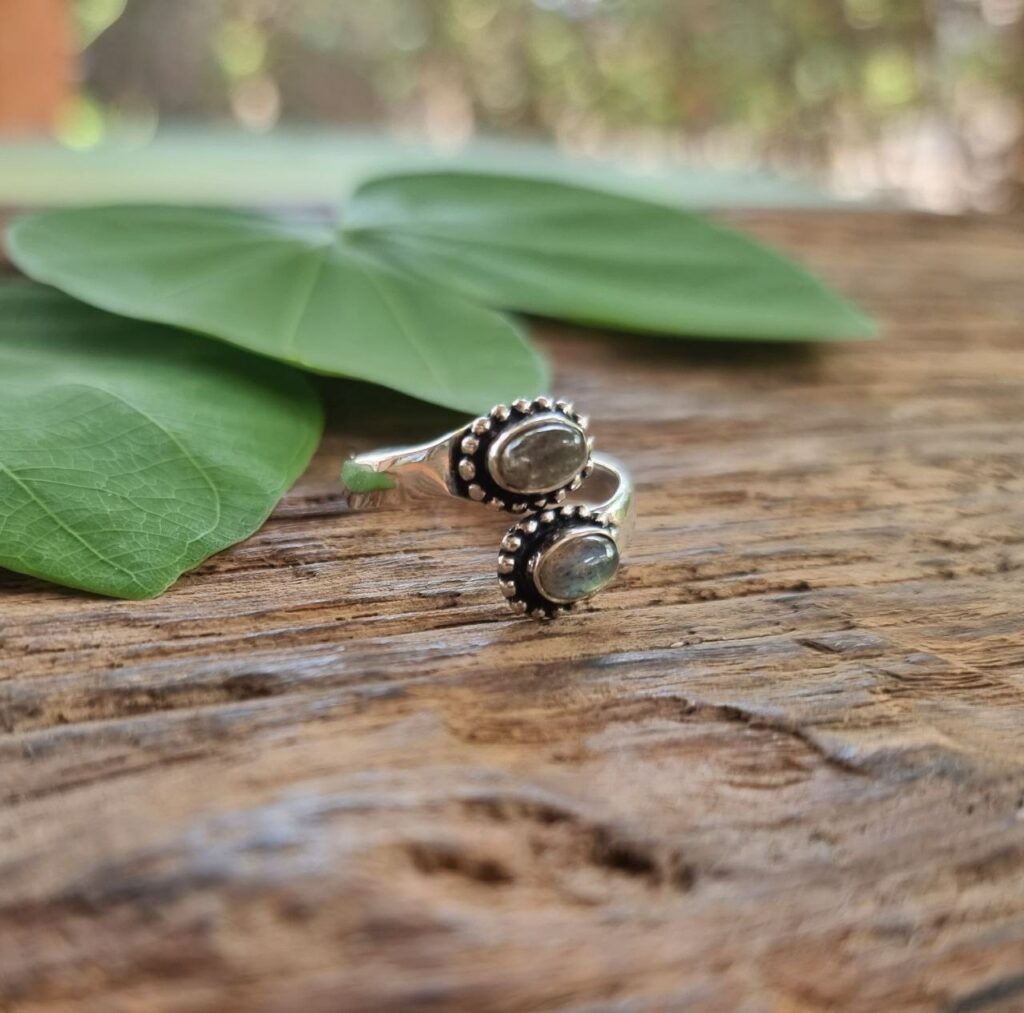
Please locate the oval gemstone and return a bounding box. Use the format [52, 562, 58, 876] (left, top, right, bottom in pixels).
[535, 530, 619, 604]
[492, 417, 588, 494]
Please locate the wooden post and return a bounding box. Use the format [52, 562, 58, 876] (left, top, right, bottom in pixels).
[0, 0, 73, 134]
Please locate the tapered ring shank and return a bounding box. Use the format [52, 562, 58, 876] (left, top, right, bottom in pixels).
[343, 443, 633, 552]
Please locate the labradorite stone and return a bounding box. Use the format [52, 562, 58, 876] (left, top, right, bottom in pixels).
[536, 531, 619, 603]
[494, 419, 587, 494]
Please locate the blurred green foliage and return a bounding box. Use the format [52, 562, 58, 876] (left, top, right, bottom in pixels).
[70, 0, 1024, 209]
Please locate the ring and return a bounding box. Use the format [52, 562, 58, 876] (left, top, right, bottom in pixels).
[341, 397, 635, 619]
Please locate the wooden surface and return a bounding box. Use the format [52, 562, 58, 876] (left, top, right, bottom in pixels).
[2, 211, 1024, 1012]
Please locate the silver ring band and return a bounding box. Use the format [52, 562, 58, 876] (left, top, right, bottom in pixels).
[341, 397, 635, 619]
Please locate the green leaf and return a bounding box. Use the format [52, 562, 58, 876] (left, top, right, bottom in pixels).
[0, 283, 323, 599]
[341, 459, 396, 493]
[346, 172, 877, 342]
[7, 205, 548, 415]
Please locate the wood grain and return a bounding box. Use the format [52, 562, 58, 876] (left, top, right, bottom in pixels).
[1, 211, 1023, 1012]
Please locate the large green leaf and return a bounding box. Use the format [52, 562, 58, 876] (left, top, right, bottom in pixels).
[7, 205, 548, 414]
[0, 283, 322, 599]
[346, 172, 877, 342]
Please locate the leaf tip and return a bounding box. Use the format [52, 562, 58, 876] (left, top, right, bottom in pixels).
[341, 458, 397, 493]
[833, 301, 881, 341]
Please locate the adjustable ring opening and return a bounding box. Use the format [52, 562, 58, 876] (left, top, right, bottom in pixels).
[497, 454, 633, 619]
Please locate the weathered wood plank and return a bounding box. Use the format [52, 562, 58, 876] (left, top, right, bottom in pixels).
[1, 211, 1023, 1012]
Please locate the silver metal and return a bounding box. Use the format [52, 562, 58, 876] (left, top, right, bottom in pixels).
[341, 446, 633, 551]
[341, 396, 594, 514]
[340, 398, 634, 619]
[574, 452, 635, 549]
[495, 454, 633, 618]
[339, 431, 455, 511]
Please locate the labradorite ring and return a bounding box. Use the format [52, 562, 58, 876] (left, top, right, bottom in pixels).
[341, 396, 635, 619]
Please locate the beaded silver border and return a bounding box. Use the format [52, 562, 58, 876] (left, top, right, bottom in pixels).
[497, 504, 617, 619]
[453, 396, 594, 514]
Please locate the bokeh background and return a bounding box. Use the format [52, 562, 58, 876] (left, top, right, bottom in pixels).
[2, 0, 1024, 210]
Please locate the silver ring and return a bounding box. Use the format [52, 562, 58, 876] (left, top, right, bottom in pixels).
[341, 396, 635, 619]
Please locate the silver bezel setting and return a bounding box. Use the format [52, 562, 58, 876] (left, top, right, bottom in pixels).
[451, 397, 594, 514]
[497, 505, 619, 619]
